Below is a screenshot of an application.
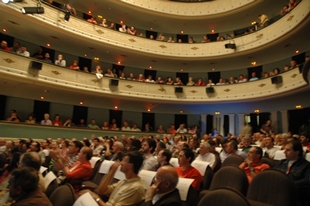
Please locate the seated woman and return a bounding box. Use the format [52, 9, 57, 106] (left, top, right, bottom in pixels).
[52, 114, 62, 126]
[145, 75, 155, 83]
[119, 24, 127, 33]
[25, 114, 36, 124]
[187, 77, 195, 86]
[174, 77, 183, 85]
[6, 110, 20, 122]
[167, 36, 175, 43]
[273, 68, 280, 75]
[157, 125, 164, 133]
[119, 72, 126, 79]
[155, 76, 165, 84]
[95, 66, 103, 79]
[127, 26, 137, 35]
[100, 18, 108, 27]
[206, 79, 215, 86]
[110, 123, 120, 131]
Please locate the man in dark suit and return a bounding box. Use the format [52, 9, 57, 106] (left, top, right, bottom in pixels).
[141, 166, 182, 206]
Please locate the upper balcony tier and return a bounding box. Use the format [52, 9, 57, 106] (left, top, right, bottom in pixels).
[0, 51, 307, 104]
[1, 0, 309, 74]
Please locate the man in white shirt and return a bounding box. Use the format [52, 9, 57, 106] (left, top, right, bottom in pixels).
[55, 54, 66, 67]
[141, 139, 157, 171]
[176, 124, 187, 134]
[261, 136, 279, 159]
[0, 138, 7, 154]
[196, 142, 216, 170]
[17, 45, 30, 57]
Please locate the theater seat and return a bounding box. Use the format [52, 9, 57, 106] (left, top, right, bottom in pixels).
[247, 169, 297, 206]
[200, 165, 213, 190]
[199, 165, 248, 200]
[221, 154, 244, 167]
[49, 183, 76, 206]
[198, 187, 250, 206]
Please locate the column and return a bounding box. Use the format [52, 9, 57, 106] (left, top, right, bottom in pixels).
[220, 114, 225, 135]
[237, 113, 245, 136]
[200, 114, 207, 137]
[281, 110, 288, 132]
[270, 111, 278, 133]
[228, 114, 235, 135]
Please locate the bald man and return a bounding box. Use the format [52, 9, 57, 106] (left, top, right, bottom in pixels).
[142, 166, 182, 206]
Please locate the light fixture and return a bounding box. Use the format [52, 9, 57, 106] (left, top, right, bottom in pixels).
[254, 109, 260, 113]
[215, 111, 220, 115]
[295, 50, 299, 54]
[64, 11, 70, 22]
[2, 29, 6, 32]
[46, 43, 50, 47]
[79, 101, 83, 105]
[180, 69, 183, 72]
[21, 6, 44, 14]
[180, 110, 183, 114]
[94, 57, 99, 61]
[181, 31, 184, 34]
[147, 109, 151, 112]
[149, 66, 152, 69]
[212, 68, 215, 71]
[84, 54, 87, 57]
[150, 28, 153, 30]
[251, 22, 256, 25]
[251, 61, 257, 65]
[2, 0, 23, 4]
[296, 105, 302, 109]
[40, 96, 44, 100]
[117, 61, 121, 64]
[211, 30, 215, 33]
[97, 15, 102, 18]
[114, 106, 118, 109]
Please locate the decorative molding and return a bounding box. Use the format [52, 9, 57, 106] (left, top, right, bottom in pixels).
[190, 90, 198, 93]
[96, 29, 104, 34]
[125, 85, 133, 88]
[91, 79, 99, 83]
[158, 87, 166, 92]
[224, 89, 230, 92]
[287, 15, 294, 21]
[191, 47, 199, 50]
[258, 83, 266, 87]
[291, 74, 298, 78]
[159, 45, 167, 49]
[3, 58, 15, 63]
[51, 71, 61, 75]
[256, 34, 263, 38]
[128, 38, 136, 42]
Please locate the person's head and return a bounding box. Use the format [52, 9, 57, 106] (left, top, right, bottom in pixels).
[8, 167, 39, 200]
[154, 166, 179, 194]
[284, 140, 303, 160]
[199, 142, 211, 156]
[247, 146, 263, 161]
[44, 113, 50, 120]
[44, 53, 50, 59]
[290, 60, 297, 67]
[78, 147, 92, 161]
[300, 134, 308, 144]
[30, 142, 41, 152]
[18, 152, 41, 171]
[68, 140, 83, 155]
[242, 137, 251, 148]
[112, 141, 124, 153]
[41, 139, 50, 149]
[251, 72, 256, 77]
[93, 137, 100, 146]
[13, 41, 20, 49]
[178, 148, 195, 166]
[1, 40, 8, 48]
[120, 151, 143, 174]
[156, 141, 166, 153]
[157, 149, 172, 164]
[226, 140, 238, 154]
[265, 136, 274, 148]
[142, 139, 156, 154]
[58, 54, 63, 60]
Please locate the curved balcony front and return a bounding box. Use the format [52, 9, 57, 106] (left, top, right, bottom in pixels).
[0, 51, 307, 104]
[1, 0, 309, 60]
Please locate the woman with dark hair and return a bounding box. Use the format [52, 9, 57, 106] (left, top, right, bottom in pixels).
[82, 138, 91, 147]
[0, 146, 22, 186]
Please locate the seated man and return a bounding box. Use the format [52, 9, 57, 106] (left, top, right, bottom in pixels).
[260, 136, 279, 159]
[226, 140, 247, 159]
[141, 139, 157, 171]
[239, 146, 270, 183]
[195, 142, 216, 170]
[152, 149, 173, 171]
[52, 146, 93, 191]
[142, 166, 182, 206]
[105, 141, 124, 161]
[7, 167, 52, 206]
[78, 151, 145, 206]
[176, 148, 202, 190]
[274, 140, 310, 205]
[91, 137, 104, 157]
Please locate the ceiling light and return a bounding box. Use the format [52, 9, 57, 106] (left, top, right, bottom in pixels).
[40, 96, 44, 100]
[21, 7, 44, 14]
[84, 54, 87, 57]
[295, 50, 299, 54]
[211, 30, 215, 33]
[180, 110, 183, 113]
[251, 61, 257, 65]
[296, 105, 302, 109]
[2, 29, 6, 32]
[88, 11, 91, 14]
[79, 101, 83, 105]
[97, 15, 102, 18]
[147, 109, 151, 112]
[46, 43, 50, 47]
[180, 69, 183, 72]
[181, 31, 184, 34]
[215, 111, 220, 115]
[254, 109, 260, 113]
[150, 28, 153, 30]
[64, 11, 70, 22]
[117, 61, 121, 64]
[94, 57, 99, 60]
[114, 106, 118, 109]
[149, 66, 152, 69]
[212, 68, 215, 71]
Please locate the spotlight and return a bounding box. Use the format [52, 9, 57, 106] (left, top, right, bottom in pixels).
[2, 0, 23, 4]
[21, 7, 44, 14]
[64, 11, 70, 22]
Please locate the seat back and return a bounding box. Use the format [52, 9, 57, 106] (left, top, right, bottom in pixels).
[182, 185, 198, 206]
[49, 184, 75, 206]
[261, 157, 277, 168]
[201, 165, 213, 190]
[90, 159, 103, 181]
[45, 178, 58, 198]
[213, 153, 221, 173]
[247, 169, 297, 206]
[198, 187, 250, 206]
[221, 154, 244, 167]
[210, 165, 248, 195]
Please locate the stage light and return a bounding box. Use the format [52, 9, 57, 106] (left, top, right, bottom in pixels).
[22, 7, 44, 14]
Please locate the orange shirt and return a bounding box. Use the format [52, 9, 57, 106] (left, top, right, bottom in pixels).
[176, 166, 202, 190]
[239, 162, 270, 183]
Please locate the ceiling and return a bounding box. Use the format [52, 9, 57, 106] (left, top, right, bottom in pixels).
[0, 0, 309, 74]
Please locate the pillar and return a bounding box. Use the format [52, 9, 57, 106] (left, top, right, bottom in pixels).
[228, 114, 235, 135]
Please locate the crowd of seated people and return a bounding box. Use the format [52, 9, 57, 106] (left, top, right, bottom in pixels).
[1, 115, 310, 205]
[1, 38, 308, 87]
[80, 0, 301, 42]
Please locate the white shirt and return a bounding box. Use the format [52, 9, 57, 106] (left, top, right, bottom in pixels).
[121, 127, 131, 131]
[264, 146, 280, 159]
[55, 59, 66, 67]
[196, 152, 216, 169]
[0, 146, 7, 154]
[17, 50, 30, 57]
[142, 154, 157, 171]
[176, 128, 188, 134]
